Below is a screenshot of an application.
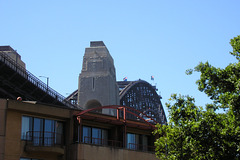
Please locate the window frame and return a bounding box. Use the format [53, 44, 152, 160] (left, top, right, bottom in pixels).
[21, 115, 64, 146]
[82, 125, 108, 145]
[127, 132, 149, 151]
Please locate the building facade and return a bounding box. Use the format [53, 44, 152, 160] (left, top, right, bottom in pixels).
[0, 99, 159, 160]
[0, 44, 163, 160]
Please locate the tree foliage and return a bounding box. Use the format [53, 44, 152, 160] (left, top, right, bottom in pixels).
[154, 35, 240, 160]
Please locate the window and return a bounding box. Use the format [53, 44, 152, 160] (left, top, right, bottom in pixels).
[82, 126, 108, 145]
[21, 116, 32, 140]
[92, 128, 101, 144]
[21, 116, 64, 146]
[44, 119, 54, 145]
[102, 129, 108, 145]
[127, 133, 139, 150]
[55, 121, 63, 145]
[141, 135, 148, 151]
[33, 118, 43, 145]
[82, 126, 91, 143]
[127, 133, 150, 151]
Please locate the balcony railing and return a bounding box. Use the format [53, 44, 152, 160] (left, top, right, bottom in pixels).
[127, 143, 155, 152]
[26, 131, 64, 147]
[82, 136, 123, 148]
[82, 136, 155, 152]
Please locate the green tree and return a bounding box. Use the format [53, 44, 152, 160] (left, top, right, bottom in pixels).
[154, 35, 240, 160]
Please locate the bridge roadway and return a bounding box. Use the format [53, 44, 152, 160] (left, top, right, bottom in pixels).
[0, 52, 77, 109]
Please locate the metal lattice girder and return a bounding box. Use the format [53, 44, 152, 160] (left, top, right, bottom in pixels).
[0, 51, 77, 109]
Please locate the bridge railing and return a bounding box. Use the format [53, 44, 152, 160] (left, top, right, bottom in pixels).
[0, 51, 77, 108]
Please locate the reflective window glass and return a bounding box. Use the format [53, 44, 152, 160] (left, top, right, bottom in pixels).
[142, 135, 148, 151]
[33, 118, 43, 145]
[102, 129, 108, 145]
[92, 128, 101, 145]
[21, 116, 63, 146]
[21, 116, 32, 140]
[82, 126, 91, 143]
[55, 121, 63, 144]
[44, 119, 55, 146]
[127, 133, 139, 150]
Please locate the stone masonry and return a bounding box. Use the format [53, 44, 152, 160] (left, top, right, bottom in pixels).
[77, 41, 120, 115]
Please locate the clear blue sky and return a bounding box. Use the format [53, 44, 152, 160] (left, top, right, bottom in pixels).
[1, 0, 239, 118]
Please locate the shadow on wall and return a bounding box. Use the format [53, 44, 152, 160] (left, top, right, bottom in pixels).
[85, 99, 102, 113]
